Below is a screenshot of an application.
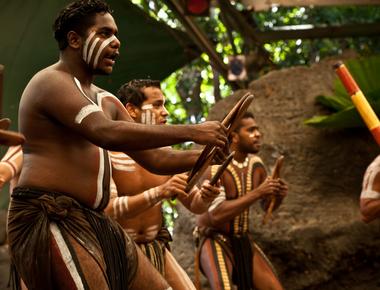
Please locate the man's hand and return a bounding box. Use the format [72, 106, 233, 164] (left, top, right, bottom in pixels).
[199, 180, 220, 203]
[193, 121, 228, 149]
[158, 174, 189, 200]
[253, 177, 283, 199]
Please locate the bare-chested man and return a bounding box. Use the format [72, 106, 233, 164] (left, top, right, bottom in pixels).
[6, 1, 227, 290]
[196, 112, 287, 290]
[104, 79, 221, 290]
[360, 155, 380, 223]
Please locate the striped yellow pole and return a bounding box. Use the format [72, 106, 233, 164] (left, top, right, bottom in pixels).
[334, 61, 380, 146]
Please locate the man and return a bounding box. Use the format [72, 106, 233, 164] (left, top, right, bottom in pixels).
[7, 1, 227, 290]
[104, 79, 221, 290]
[195, 112, 287, 290]
[360, 155, 380, 223]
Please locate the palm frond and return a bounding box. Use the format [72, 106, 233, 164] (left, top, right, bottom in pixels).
[305, 55, 380, 128]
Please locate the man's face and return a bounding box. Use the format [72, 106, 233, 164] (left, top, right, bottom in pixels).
[136, 87, 169, 125]
[235, 117, 261, 154]
[82, 12, 120, 75]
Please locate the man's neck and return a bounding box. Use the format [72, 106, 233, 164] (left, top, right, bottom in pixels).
[232, 150, 248, 163]
[59, 52, 94, 86]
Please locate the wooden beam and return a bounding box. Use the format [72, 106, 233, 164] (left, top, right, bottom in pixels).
[243, 0, 380, 11]
[255, 23, 380, 41]
[164, 0, 245, 89]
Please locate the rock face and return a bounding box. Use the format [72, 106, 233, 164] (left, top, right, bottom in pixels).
[172, 56, 380, 290]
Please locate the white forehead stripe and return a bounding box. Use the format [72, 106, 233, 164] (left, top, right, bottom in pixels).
[93, 35, 117, 68]
[141, 104, 153, 110]
[361, 190, 380, 199]
[83, 31, 96, 62]
[75, 104, 101, 124]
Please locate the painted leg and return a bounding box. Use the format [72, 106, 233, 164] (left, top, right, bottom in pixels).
[164, 250, 196, 290]
[50, 223, 109, 290]
[129, 246, 172, 290]
[199, 238, 235, 290]
[252, 246, 283, 290]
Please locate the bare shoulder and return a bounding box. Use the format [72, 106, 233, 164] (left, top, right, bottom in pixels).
[22, 65, 76, 102]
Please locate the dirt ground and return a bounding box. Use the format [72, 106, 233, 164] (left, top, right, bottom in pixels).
[172, 54, 380, 290]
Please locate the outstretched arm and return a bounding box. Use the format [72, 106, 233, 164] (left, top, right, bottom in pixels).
[105, 174, 189, 220]
[35, 73, 227, 152]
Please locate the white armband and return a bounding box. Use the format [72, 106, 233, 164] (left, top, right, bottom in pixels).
[75, 104, 101, 124]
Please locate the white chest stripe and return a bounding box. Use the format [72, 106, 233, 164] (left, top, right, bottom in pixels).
[93, 148, 105, 209]
[75, 104, 101, 124]
[50, 223, 85, 290]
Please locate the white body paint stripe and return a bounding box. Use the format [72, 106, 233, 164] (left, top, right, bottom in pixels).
[110, 157, 135, 165]
[50, 223, 85, 290]
[75, 104, 101, 124]
[208, 186, 226, 212]
[93, 35, 117, 68]
[361, 155, 380, 200]
[93, 148, 105, 209]
[112, 164, 135, 172]
[361, 190, 380, 199]
[141, 104, 153, 110]
[83, 31, 96, 62]
[87, 38, 100, 64]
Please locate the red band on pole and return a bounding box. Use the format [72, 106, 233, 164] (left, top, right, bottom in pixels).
[370, 126, 380, 146]
[334, 62, 360, 96]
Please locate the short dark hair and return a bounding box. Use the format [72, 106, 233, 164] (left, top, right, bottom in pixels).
[117, 79, 161, 107]
[234, 111, 255, 132]
[53, 0, 112, 50]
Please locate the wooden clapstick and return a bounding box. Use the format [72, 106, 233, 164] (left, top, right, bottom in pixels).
[209, 152, 235, 186]
[185, 93, 254, 192]
[263, 155, 284, 225]
[0, 129, 25, 146]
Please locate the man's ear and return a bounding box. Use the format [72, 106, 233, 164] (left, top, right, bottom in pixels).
[125, 103, 139, 119]
[67, 31, 82, 49]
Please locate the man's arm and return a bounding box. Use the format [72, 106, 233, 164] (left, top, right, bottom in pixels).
[36, 72, 227, 151]
[0, 145, 22, 190]
[105, 174, 189, 219]
[360, 170, 380, 223]
[207, 167, 283, 225]
[178, 180, 221, 214]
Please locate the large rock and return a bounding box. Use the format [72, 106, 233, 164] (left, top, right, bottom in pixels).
[172, 55, 380, 290]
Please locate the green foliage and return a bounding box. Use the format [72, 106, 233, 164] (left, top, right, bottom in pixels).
[305, 55, 380, 128]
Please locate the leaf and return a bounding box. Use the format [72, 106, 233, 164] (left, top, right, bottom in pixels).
[315, 94, 351, 111]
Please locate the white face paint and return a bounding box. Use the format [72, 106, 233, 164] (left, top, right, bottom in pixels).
[140, 104, 156, 125]
[249, 133, 255, 138]
[82, 31, 117, 69]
